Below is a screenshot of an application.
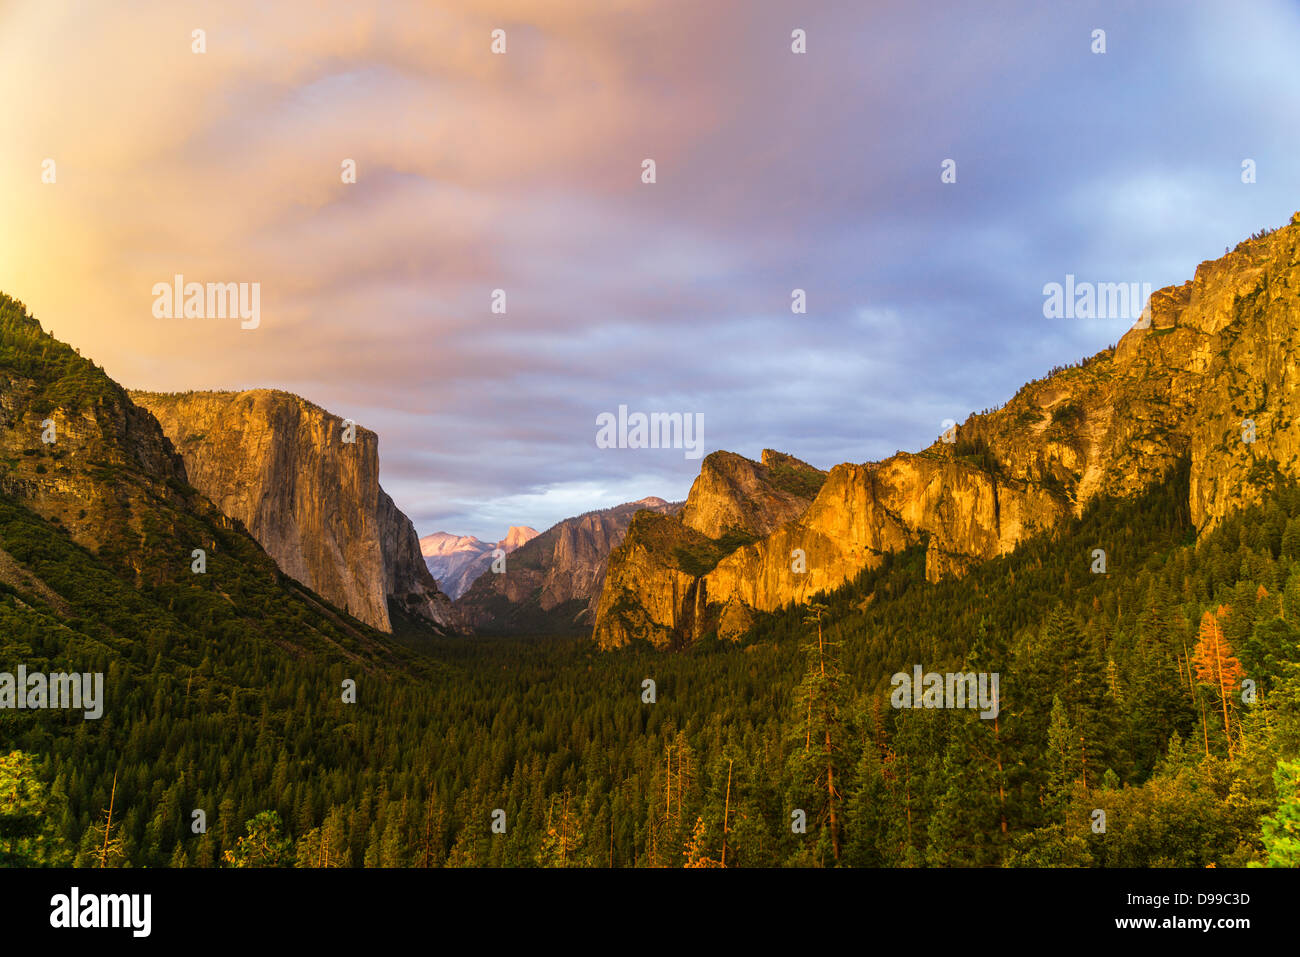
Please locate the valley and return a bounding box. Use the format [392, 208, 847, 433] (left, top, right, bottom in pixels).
[3, 215, 1300, 869]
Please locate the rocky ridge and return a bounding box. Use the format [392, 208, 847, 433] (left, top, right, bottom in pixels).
[593, 214, 1300, 648]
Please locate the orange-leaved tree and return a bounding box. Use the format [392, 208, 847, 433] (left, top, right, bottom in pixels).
[1191, 606, 1246, 755]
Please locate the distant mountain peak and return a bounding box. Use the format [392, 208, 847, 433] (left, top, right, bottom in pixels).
[454, 496, 679, 633]
[500, 526, 539, 550]
[420, 532, 486, 558]
[422, 525, 537, 599]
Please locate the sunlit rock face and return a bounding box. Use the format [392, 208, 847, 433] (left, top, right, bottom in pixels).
[132, 388, 457, 633]
[594, 216, 1300, 649]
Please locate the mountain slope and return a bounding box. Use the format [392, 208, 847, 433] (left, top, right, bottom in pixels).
[593, 213, 1300, 649]
[455, 497, 678, 633]
[130, 389, 457, 634]
[0, 292, 407, 662]
[0, 293, 459, 870]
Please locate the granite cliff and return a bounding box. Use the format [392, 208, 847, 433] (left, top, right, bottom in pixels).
[594, 213, 1300, 649]
[0, 294, 400, 659]
[130, 389, 457, 634]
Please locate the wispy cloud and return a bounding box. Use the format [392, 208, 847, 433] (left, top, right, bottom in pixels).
[2, 0, 1298, 539]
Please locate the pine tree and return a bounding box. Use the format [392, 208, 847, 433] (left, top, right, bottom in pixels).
[78, 770, 126, 868]
[415, 793, 446, 868]
[1243, 616, 1300, 691]
[844, 742, 889, 866]
[379, 797, 408, 867]
[0, 751, 72, 866]
[536, 792, 583, 867]
[787, 602, 847, 862]
[1045, 695, 1080, 825]
[682, 816, 721, 867]
[222, 811, 293, 867]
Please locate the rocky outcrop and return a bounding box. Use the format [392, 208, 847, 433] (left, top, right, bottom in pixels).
[377, 487, 461, 631]
[593, 213, 1300, 649]
[593, 453, 826, 648]
[420, 526, 538, 599]
[455, 497, 677, 634]
[699, 457, 1063, 633]
[680, 450, 826, 537]
[130, 388, 457, 634]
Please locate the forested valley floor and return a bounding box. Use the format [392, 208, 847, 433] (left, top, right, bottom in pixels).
[4, 462, 1300, 867]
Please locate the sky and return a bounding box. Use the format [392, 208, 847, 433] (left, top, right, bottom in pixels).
[2, 0, 1299, 541]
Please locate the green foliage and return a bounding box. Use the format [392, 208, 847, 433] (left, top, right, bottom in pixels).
[1050, 401, 1085, 429]
[0, 750, 72, 865]
[951, 436, 1001, 475]
[785, 603, 848, 862]
[1259, 759, 1300, 867]
[6, 447, 1299, 868]
[672, 526, 759, 577]
[765, 462, 826, 500]
[223, 811, 293, 867]
[0, 295, 120, 415]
